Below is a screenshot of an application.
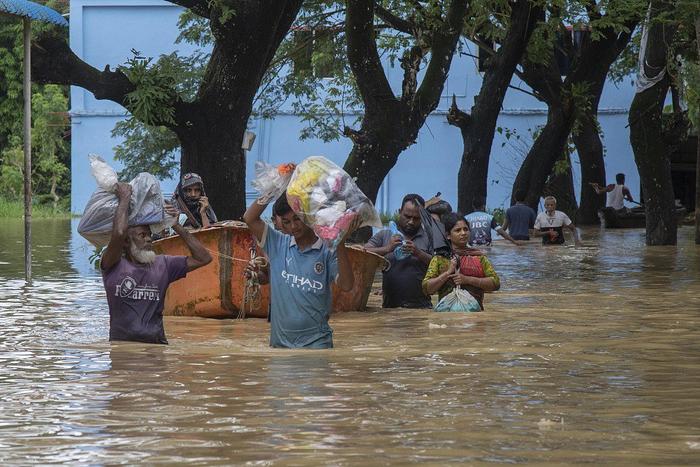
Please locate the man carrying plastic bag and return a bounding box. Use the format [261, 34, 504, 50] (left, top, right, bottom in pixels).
[78, 155, 175, 247]
[244, 158, 365, 349]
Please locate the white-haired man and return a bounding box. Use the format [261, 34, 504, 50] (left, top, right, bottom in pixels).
[100, 182, 212, 344]
[533, 196, 582, 246]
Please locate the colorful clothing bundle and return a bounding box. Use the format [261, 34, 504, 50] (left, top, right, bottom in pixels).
[286, 156, 382, 248]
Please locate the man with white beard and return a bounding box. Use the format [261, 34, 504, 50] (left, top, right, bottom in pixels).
[100, 182, 212, 344]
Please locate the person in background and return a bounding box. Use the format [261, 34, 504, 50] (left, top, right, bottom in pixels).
[365, 194, 433, 309]
[465, 197, 522, 246]
[501, 189, 537, 241]
[533, 196, 582, 246]
[172, 172, 217, 229]
[243, 185, 356, 349]
[425, 193, 453, 224]
[101, 182, 212, 344]
[422, 213, 500, 310]
[590, 173, 635, 211]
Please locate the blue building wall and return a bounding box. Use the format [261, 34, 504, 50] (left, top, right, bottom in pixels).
[69, 1, 640, 216]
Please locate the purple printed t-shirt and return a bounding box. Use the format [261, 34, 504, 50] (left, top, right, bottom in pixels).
[102, 255, 188, 344]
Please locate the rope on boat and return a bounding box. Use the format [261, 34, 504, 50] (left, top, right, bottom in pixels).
[240, 247, 268, 320]
[200, 244, 268, 319]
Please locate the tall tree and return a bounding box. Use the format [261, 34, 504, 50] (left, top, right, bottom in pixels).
[447, 0, 543, 214]
[32, 1, 304, 219]
[342, 0, 468, 206]
[695, 15, 700, 245]
[629, 0, 679, 245]
[511, 1, 639, 212]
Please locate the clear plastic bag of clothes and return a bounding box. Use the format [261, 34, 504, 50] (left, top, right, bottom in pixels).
[286, 156, 382, 248]
[434, 287, 481, 312]
[78, 158, 173, 247]
[251, 161, 296, 204]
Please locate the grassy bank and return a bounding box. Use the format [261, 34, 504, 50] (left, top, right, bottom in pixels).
[0, 198, 71, 219]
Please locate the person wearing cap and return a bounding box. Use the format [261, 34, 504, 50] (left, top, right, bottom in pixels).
[101, 182, 212, 344]
[171, 173, 218, 229]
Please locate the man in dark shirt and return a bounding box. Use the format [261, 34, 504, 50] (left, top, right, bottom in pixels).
[502, 189, 536, 241]
[364, 194, 433, 308]
[101, 182, 212, 344]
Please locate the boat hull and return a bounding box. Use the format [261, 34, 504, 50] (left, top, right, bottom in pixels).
[154, 222, 386, 318]
[598, 206, 687, 229]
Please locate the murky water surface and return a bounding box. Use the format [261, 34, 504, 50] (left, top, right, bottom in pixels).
[1, 219, 699, 464]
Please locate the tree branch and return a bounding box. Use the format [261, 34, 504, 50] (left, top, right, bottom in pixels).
[167, 0, 210, 18]
[446, 94, 471, 130]
[345, 0, 397, 112]
[31, 30, 134, 107]
[413, 0, 469, 118]
[374, 3, 414, 35]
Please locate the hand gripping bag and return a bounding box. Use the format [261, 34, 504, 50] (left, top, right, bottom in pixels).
[434, 287, 481, 312]
[78, 156, 173, 248]
[285, 156, 382, 248]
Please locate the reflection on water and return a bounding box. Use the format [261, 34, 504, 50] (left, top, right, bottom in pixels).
[1, 220, 700, 463]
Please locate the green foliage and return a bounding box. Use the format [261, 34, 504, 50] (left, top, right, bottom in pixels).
[119, 51, 179, 126]
[0, 18, 24, 151]
[208, 0, 236, 24]
[112, 49, 207, 177]
[488, 207, 505, 225]
[88, 246, 105, 270]
[0, 85, 70, 210]
[112, 119, 180, 181]
[0, 197, 70, 218]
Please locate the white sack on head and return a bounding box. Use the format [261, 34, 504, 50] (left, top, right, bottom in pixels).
[78, 156, 174, 248]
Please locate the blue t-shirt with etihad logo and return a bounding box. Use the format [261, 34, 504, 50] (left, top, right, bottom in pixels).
[262, 224, 339, 349]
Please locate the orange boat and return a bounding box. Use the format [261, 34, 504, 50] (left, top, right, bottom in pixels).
[153, 221, 387, 319]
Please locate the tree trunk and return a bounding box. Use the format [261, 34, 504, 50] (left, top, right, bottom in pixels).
[342, 0, 467, 213]
[695, 16, 700, 245]
[543, 153, 578, 218]
[512, 17, 635, 216]
[450, 1, 542, 214]
[574, 113, 606, 224]
[511, 105, 574, 209]
[177, 119, 247, 220]
[629, 0, 677, 246]
[630, 75, 677, 245]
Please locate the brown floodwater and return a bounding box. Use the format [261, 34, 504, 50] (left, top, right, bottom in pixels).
[1, 218, 699, 464]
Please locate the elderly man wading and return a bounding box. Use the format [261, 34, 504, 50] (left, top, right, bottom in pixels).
[101, 182, 212, 344]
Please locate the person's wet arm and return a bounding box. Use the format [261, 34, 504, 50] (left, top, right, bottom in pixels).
[423, 257, 454, 296]
[364, 231, 400, 257]
[243, 199, 268, 242]
[172, 224, 212, 271]
[623, 187, 634, 203]
[496, 226, 522, 246]
[566, 223, 582, 246]
[101, 182, 131, 271]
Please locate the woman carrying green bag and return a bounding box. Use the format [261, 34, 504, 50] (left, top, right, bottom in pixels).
[422, 213, 500, 311]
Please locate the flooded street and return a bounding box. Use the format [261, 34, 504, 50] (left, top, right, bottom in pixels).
[1, 218, 699, 464]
